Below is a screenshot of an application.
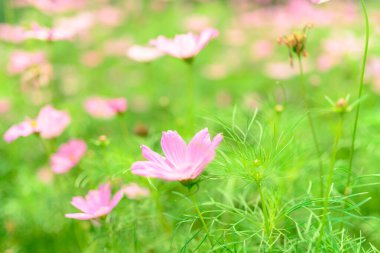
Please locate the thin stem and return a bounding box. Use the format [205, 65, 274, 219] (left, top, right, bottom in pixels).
[257, 181, 271, 238]
[319, 114, 344, 241]
[297, 56, 324, 197]
[186, 61, 195, 133]
[189, 190, 213, 248]
[345, 0, 370, 195]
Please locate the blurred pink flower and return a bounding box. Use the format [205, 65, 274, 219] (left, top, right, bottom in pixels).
[50, 139, 87, 174]
[28, 0, 86, 13]
[126, 45, 163, 63]
[311, 0, 330, 4]
[25, 23, 74, 41]
[150, 28, 219, 60]
[97, 7, 123, 27]
[85, 97, 127, 119]
[7, 51, 46, 75]
[250, 40, 274, 60]
[123, 183, 150, 199]
[3, 105, 70, 143]
[0, 99, 11, 114]
[65, 183, 124, 220]
[131, 128, 223, 181]
[0, 24, 26, 43]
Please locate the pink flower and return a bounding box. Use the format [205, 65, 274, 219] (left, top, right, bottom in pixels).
[7, 51, 46, 75]
[65, 184, 124, 220]
[131, 128, 223, 181]
[126, 45, 163, 63]
[51, 139, 87, 174]
[25, 23, 74, 41]
[84, 97, 127, 119]
[311, 0, 331, 4]
[0, 24, 26, 43]
[28, 0, 86, 13]
[123, 183, 150, 199]
[150, 28, 219, 60]
[0, 99, 11, 114]
[3, 105, 70, 143]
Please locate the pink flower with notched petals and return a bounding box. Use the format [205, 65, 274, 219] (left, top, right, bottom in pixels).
[150, 28, 219, 60]
[123, 183, 150, 199]
[126, 45, 163, 63]
[51, 139, 87, 174]
[131, 128, 223, 181]
[65, 184, 124, 220]
[3, 105, 70, 143]
[7, 51, 46, 75]
[85, 97, 127, 119]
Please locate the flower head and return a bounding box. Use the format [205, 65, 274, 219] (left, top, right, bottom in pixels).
[126, 45, 163, 63]
[278, 25, 312, 67]
[84, 97, 127, 119]
[3, 105, 70, 143]
[25, 23, 75, 41]
[51, 139, 87, 174]
[131, 128, 223, 181]
[65, 184, 124, 220]
[123, 183, 150, 199]
[150, 28, 219, 60]
[7, 51, 46, 75]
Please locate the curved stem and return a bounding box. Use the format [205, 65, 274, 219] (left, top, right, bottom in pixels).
[297, 56, 324, 197]
[345, 0, 370, 195]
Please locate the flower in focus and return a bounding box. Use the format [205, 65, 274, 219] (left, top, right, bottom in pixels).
[50, 139, 87, 174]
[65, 183, 124, 220]
[84, 97, 127, 119]
[123, 183, 150, 199]
[278, 25, 312, 66]
[126, 45, 163, 63]
[3, 105, 71, 143]
[131, 128, 223, 181]
[150, 28, 219, 60]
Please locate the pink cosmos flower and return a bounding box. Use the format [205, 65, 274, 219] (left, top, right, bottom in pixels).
[0, 24, 26, 43]
[131, 128, 223, 181]
[7, 51, 46, 75]
[311, 0, 331, 4]
[150, 28, 219, 60]
[28, 0, 86, 13]
[3, 105, 71, 143]
[65, 184, 124, 220]
[123, 183, 150, 199]
[84, 97, 127, 119]
[50, 139, 87, 174]
[0, 99, 11, 114]
[25, 23, 74, 41]
[126, 45, 163, 63]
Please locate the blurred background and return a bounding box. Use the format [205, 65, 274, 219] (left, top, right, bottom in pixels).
[1, 0, 380, 252]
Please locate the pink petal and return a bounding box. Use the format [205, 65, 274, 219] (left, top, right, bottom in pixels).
[65, 213, 96, 220]
[3, 120, 36, 143]
[160, 130, 187, 166]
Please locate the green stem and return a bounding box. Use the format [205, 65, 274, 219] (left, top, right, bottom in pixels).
[297, 56, 324, 198]
[319, 114, 344, 241]
[257, 181, 271, 239]
[189, 190, 213, 248]
[345, 0, 370, 195]
[147, 181, 172, 235]
[186, 60, 195, 133]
